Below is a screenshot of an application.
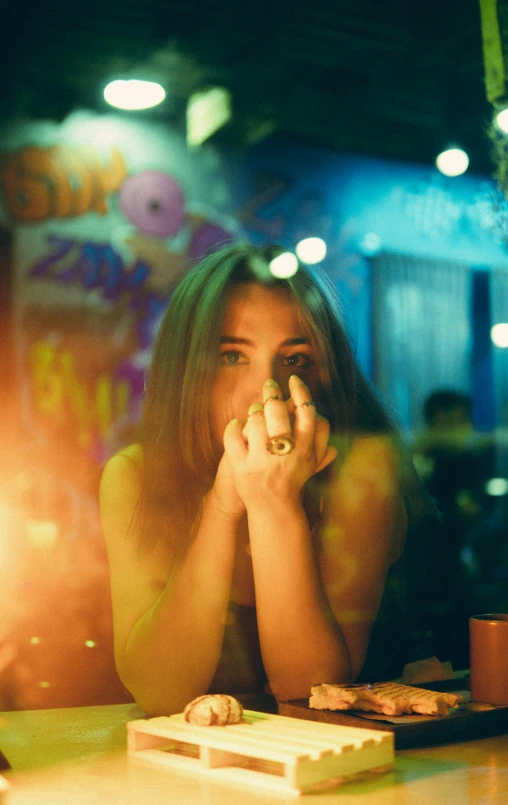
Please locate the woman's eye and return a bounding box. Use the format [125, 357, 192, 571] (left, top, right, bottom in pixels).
[220, 351, 246, 365]
[282, 353, 311, 368]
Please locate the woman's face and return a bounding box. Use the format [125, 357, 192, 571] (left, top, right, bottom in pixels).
[210, 282, 321, 450]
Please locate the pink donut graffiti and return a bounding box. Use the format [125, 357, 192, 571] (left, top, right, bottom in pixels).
[119, 171, 185, 237]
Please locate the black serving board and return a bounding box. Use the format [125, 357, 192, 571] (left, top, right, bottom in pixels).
[278, 680, 508, 750]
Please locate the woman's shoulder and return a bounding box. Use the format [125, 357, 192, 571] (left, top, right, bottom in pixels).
[320, 433, 403, 516]
[331, 432, 401, 480]
[115, 442, 143, 465]
[100, 443, 143, 501]
[350, 432, 400, 455]
[106, 443, 143, 471]
[320, 432, 407, 561]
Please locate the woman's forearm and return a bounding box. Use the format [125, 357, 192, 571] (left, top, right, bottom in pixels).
[246, 497, 352, 701]
[118, 492, 240, 715]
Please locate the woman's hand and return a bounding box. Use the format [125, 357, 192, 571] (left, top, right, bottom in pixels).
[223, 375, 337, 508]
[209, 451, 247, 520]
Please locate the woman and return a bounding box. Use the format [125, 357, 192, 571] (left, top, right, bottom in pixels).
[100, 242, 426, 716]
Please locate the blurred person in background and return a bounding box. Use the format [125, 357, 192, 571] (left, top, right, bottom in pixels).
[408, 389, 497, 668]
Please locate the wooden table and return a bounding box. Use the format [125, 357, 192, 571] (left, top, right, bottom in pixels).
[1, 703, 508, 804]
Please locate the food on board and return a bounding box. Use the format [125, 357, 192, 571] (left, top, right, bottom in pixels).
[309, 682, 465, 716]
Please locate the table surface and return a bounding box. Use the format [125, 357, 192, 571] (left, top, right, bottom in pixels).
[1, 702, 508, 804]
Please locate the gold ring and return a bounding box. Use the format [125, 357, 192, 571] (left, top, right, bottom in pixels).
[267, 435, 295, 456]
[264, 394, 282, 403]
[297, 400, 316, 409]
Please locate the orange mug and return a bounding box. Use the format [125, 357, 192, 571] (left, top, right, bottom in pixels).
[469, 614, 508, 706]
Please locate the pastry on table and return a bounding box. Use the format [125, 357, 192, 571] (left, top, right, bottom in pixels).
[183, 694, 244, 725]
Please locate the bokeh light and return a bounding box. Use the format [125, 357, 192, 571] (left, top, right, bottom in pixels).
[104, 79, 166, 111]
[269, 251, 299, 278]
[435, 147, 469, 177]
[295, 237, 327, 264]
[491, 322, 508, 348]
[360, 232, 382, 255]
[496, 108, 508, 133]
[485, 478, 508, 497]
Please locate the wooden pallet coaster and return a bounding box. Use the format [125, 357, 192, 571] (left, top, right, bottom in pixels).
[127, 710, 394, 795]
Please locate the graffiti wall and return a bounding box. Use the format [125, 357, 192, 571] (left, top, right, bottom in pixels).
[0, 111, 241, 708]
[1, 114, 242, 463]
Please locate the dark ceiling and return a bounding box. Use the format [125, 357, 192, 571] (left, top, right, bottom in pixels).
[0, 0, 497, 176]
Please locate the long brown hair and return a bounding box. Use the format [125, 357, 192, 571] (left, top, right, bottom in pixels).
[137, 242, 432, 555]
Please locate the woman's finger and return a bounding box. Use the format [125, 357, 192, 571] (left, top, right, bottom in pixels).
[242, 405, 262, 440]
[245, 401, 270, 455]
[313, 445, 338, 475]
[262, 379, 291, 439]
[290, 375, 316, 455]
[223, 418, 248, 463]
[314, 414, 331, 465]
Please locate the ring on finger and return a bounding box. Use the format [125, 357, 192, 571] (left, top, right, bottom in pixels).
[264, 394, 282, 403]
[267, 434, 295, 456]
[296, 399, 316, 409]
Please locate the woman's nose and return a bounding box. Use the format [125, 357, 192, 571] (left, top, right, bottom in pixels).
[246, 361, 287, 402]
[267, 360, 290, 397]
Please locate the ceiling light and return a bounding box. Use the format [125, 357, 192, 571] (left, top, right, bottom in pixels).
[295, 237, 327, 264]
[435, 147, 469, 177]
[104, 79, 166, 111]
[485, 478, 508, 497]
[269, 252, 299, 278]
[496, 108, 508, 133]
[491, 322, 508, 348]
